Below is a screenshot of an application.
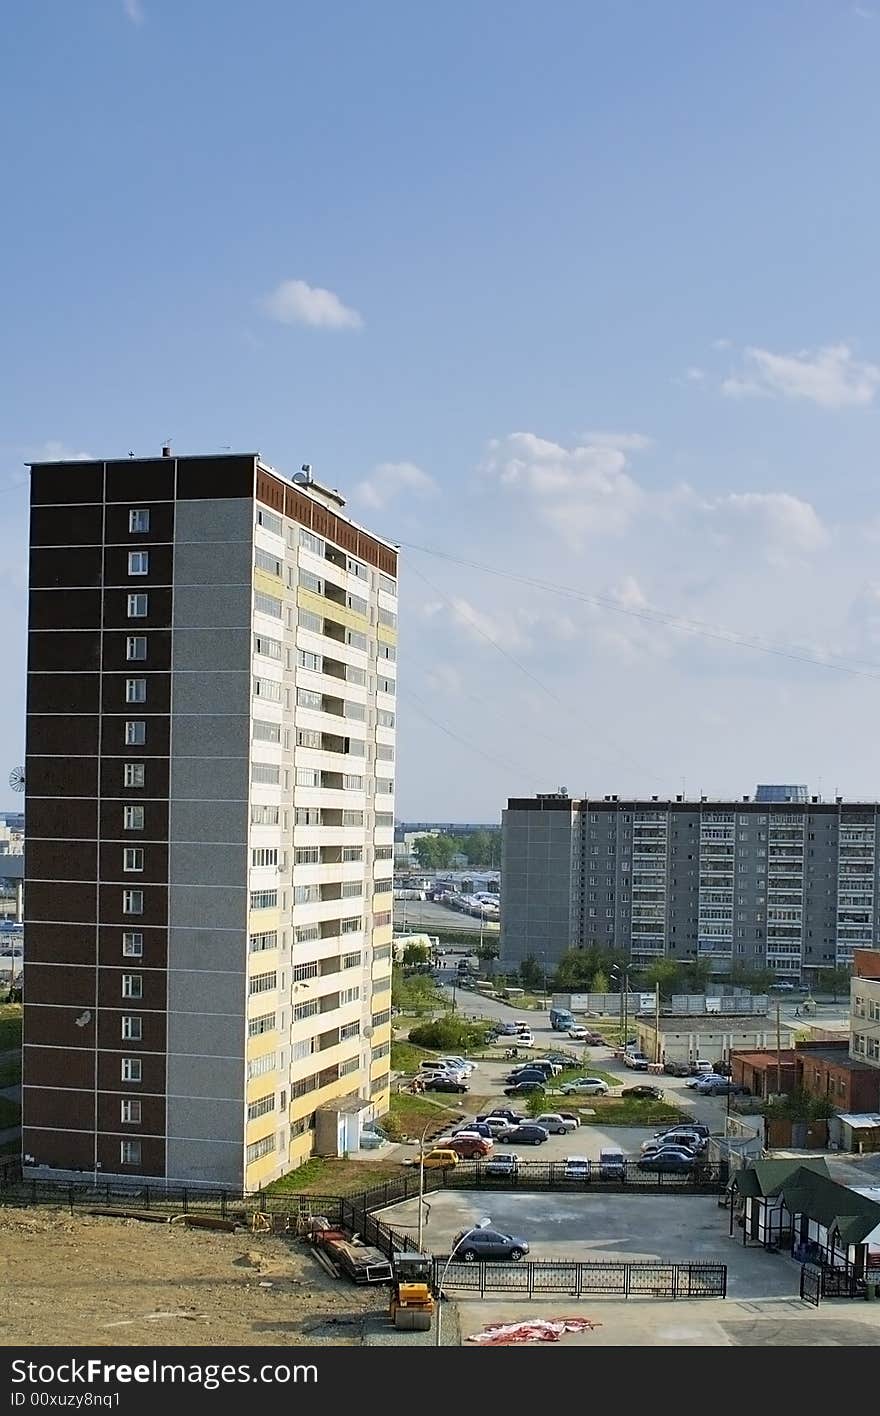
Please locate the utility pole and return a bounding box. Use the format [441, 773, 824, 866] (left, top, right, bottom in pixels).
[623, 968, 630, 1046]
[654, 985, 661, 1063]
[775, 999, 782, 1096]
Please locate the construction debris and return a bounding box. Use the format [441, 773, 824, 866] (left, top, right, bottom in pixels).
[467, 1317, 602, 1345]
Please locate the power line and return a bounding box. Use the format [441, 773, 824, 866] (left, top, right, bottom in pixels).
[398, 686, 543, 787]
[396, 538, 880, 684]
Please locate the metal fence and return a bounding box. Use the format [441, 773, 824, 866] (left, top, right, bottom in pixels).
[435, 1257, 727, 1299]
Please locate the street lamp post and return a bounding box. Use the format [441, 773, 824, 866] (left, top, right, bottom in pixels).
[435, 1218, 492, 1346]
[416, 1118, 434, 1252]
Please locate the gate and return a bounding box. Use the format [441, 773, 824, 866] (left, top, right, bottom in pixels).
[800, 1264, 821, 1307]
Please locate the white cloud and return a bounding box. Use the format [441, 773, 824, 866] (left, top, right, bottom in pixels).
[30, 440, 92, 462]
[354, 461, 436, 509]
[448, 596, 529, 651]
[123, 0, 144, 24]
[712, 338, 732, 350]
[704, 491, 828, 558]
[722, 343, 880, 408]
[684, 367, 705, 382]
[483, 431, 644, 548]
[261, 278, 363, 330]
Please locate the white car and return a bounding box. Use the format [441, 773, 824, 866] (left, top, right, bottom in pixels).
[623, 1052, 649, 1070]
[565, 1027, 589, 1041]
[534, 1113, 578, 1134]
[514, 1033, 535, 1048]
[439, 1056, 475, 1074]
[560, 1077, 610, 1096]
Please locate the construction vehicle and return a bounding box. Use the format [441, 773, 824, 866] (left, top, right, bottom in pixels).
[389, 1252, 435, 1331]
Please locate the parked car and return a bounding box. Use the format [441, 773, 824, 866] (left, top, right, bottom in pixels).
[453, 1228, 530, 1262]
[533, 1113, 578, 1135]
[621, 1084, 664, 1100]
[514, 1033, 535, 1048]
[560, 1077, 610, 1096]
[637, 1149, 697, 1173]
[566, 1027, 589, 1041]
[663, 1060, 691, 1077]
[640, 1139, 698, 1157]
[428, 1077, 469, 1094]
[422, 1148, 459, 1169]
[453, 1121, 493, 1139]
[504, 1081, 545, 1097]
[556, 1110, 582, 1127]
[598, 1148, 626, 1179]
[439, 1056, 475, 1075]
[498, 1023, 520, 1036]
[769, 981, 796, 992]
[477, 1109, 524, 1125]
[656, 1122, 709, 1140]
[483, 1152, 520, 1177]
[650, 1128, 707, 1151]
[623, 1052, 650, 1070]
[498, 1124, 549, 1145]
[695, 1078, 742, 1096]
[562, 1156, 591, 1181]
[505, 1069, 549, 1085]
[447, 1134, 492, 1160]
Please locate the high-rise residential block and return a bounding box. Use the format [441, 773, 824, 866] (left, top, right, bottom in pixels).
[501, 790, 880, 980]
[23, 453, 397, 1188]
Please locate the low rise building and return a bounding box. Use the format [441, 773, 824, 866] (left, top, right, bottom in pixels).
[636, 1013, 796, 1067]
[796, 1041, 880, 1115]
[731, 1049, 799, 1099]
[851, 948, 880, 1070]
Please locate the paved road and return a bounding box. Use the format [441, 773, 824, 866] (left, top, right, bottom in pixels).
[395, 900, 500, 936]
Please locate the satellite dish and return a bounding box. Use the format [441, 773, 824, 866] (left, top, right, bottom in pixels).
[9, 766, 25, 793]
[363, 1025, 374, 1039]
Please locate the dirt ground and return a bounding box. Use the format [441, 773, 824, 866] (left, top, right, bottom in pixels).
[0, 1207, 388, 1347]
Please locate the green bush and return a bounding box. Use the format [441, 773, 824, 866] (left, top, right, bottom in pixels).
[407, 1016, 490, 1051]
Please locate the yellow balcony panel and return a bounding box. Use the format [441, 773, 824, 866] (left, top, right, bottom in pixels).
[245, 1148, 280, 1189]
[297, 586, 369, 634]
[253, 567, 284, 598]
[377, 624, 397, 647]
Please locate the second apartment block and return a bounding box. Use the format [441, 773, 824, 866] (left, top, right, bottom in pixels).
[502, 791, 880, 979]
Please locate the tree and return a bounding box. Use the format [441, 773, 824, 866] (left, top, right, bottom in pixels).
[402, 942, 429, 968]
[643, 959, 678, 998]
[525, 1089, 548, 1118]
[477, 936, 500, 977]
[590, 968, 609, 994]
[407, 1017, 489, 1051]
[519, 955, 545, 990]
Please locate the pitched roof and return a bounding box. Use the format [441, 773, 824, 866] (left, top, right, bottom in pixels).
[733, 1160, 880, 1245]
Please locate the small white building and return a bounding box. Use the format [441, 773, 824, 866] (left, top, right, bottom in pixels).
[637, 1013, 796, 1067]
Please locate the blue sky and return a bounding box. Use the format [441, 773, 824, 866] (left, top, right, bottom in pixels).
[3, 1, 880, 818]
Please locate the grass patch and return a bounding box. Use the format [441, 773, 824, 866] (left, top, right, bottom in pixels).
[265, 1157, 410, 1197]
[390, 1040, 435, 1073]
[0, 1004, 22, 1052]
[0, 1096, 21, 1128]
[573, 1097, 689, 1126]
[551, 1066, 620, 1089]
[382, 1092, 459, 1143]
[0, 1057, 21, 1088]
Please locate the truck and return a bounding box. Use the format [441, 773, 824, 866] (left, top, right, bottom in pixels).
[550, 1006, 576, 1031]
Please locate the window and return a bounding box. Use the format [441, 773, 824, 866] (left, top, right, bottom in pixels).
[121, 1098, 142, 1124]
[340, 986, 360, 1005]
[345, 664, 366, 686]
[257, 507, 283, 536]
[255, 546, 283, 577]
[293, 961, 320, 983]
[251, 762, 280, 785]
[292, 1038, 315, 1061]
[122, 890, 143, 915]
[341, 950, 362, 969]
[339, 1056, 360, 1077]
[347, 593, 368, 616]
[297, 649, 322, 672]
[122, 974, 143, 1000]
[125, 678, 147, 704]
[249, 971, 278, 995]
[378, 676, 396, 696]
[249, 930, 278, 953]
[126, 636, 147, 661]
[252, 719, 281, 743]
[343, 810, 365, 826]
[125, 721, 146, 746]
[378, 710, 395, 729]
[121, 1015, 142, 1040]
[374, 910, 392, 928]
[342, 846, 363, 862]
[343, 774, 363, 791]
[251, 847, 278, 867]
[120, 1140, 142, 1165]
[254, 632, 282, 660]
[246, 1136, 276, 1165]
[124, 763, 145, 788]
[297, 687, 323, 709]
[123, 805, 144, 831]
[127, 593, 148, 618]
[348, 557, 368, 580]
[296, 728, 321, 749]
[248, 1094, 276, 1122]
[294, 923, 320, 944]
[341, 916, 362, 934]
[298, 608, 323, 634]
[295, 807, 321, 826]
[379, 642, 396, 661]
[121, 1057, 142, 1083]
[247, 1051, 277, 1080]
[378, 607, 397, 628]
[251, 804, 279, 825]
[293, 999, 320, 1021]
[345, 701, 366, 722]
[300, 528, 324, 556]
[129, 509, 150, 533]
[296, 768, 320, 788]
[122, 931, 143, 957]
[376, 743, 394, 761]
[127, 551, 149, 576]
[123, 848, 144, 872]
[248, 1011, 276, 1037]
[254, 590, 282, 619]
[342, 881, 363, 898]
[294, 884, 318, 905]
[346, 629, 368, 651]
[379, 573, 396, 595]
[294, 846, 320, 865]
[375, 812, 393, 827]
[250, 889, 278, 910]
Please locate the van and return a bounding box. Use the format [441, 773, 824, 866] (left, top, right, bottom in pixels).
[692, 1059, 714, 1074]
[513, 1020, 531, 1033]
[419, 1060, 453, 1076]
[598, 1148, 626, 1179]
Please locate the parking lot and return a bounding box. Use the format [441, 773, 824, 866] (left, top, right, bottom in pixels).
[380, 1191, 797, 1301]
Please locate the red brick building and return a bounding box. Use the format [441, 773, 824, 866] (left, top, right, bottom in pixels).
[796, 1041, 880, 1113]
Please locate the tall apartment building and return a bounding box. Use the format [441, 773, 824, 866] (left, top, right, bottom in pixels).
[22, 452, 397, 1189]
[501, 791, 880, 980]
[851, 949, 880, 1070]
